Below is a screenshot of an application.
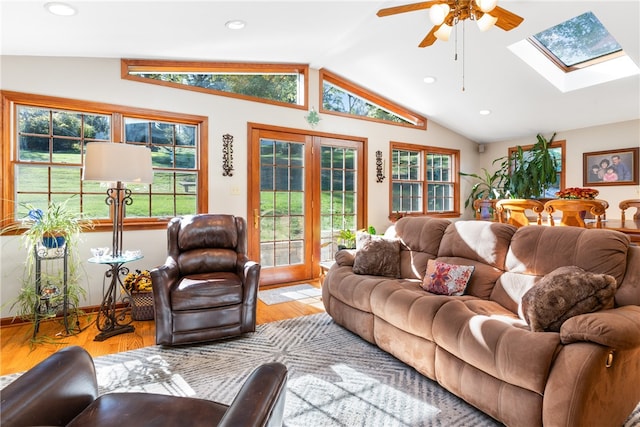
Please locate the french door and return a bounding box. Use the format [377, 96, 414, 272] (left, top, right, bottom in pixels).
[248, 125, 364, 286]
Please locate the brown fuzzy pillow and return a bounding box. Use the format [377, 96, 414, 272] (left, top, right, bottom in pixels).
[521, 266, 617, 332]
[353, 234, 400, 278]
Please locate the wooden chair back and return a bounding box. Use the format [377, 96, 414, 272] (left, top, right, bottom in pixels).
[495, 199, 545, 227]
[544, 199, 607, 228]
[473, 199, 498, 220]
[620, 199, 640, 222]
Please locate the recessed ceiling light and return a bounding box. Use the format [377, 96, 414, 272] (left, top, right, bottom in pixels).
[423, 76, 437, 84]
[479, 109, 491, 116]
[44, 2, 77, 16]
[225, 20, 246, 30]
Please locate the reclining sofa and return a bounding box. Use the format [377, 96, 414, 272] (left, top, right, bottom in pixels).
[322, 216, 640, 426]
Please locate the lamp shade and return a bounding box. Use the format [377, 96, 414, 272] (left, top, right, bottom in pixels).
[429, 4, 450, 26]
[475, 0, 498, 13]
[83, 142, 153, 184]
[477, 13, 498, 31]
[434, 23, 453, 41]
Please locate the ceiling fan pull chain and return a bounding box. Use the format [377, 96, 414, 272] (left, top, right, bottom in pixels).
[462, 19, 466, 92]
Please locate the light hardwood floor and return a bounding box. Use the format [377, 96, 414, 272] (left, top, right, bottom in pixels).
[0, 282, 325, 376]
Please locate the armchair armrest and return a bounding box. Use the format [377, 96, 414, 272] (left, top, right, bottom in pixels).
[218, 362, 288, 427]
[150, 257, 180, 345]
[1, 346, 98, 427]
[560, 305, 640, 349]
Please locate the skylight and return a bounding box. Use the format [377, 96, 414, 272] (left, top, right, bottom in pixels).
[530, 12, 622, 70]
[509, 11, 640, 92]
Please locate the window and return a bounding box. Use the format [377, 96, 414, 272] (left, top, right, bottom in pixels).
[122, 59, 308, 109]
[320, 69, 426, 129]
[1, 91, 208, 231]
[530, 11, 622, 71]
[390, 142, 459, 216]
[509, 11, 639, 92]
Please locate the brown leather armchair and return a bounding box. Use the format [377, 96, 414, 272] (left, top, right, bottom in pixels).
[151, 214, 260, 345]
[1, 346, 287, 427]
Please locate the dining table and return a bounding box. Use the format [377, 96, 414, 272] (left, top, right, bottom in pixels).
[586, 219, 640, 243]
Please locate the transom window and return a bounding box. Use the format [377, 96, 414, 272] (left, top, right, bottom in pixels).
[320, 69, 426, 129]
[1, 91, 208, 231]
[390, 143, 459, 216]
[123, 59, 308, 109]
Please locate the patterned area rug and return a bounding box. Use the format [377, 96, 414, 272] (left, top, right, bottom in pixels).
[258, 283, 322, 305]
[2, 313, 639, 426]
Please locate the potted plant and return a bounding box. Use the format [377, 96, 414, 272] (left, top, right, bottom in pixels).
[461, 133, 559, 213]
[337, 229, 356, 250]
[1, 198, 92, 331]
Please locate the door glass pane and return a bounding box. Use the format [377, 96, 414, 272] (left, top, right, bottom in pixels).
[320, 146, 358, 261]
[259, 139, 305, 268]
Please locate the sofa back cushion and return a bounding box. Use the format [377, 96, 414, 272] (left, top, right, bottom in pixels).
[437, 221, 517, 299]
[390, 217, 451, 280]
[491, 226, 629, 314]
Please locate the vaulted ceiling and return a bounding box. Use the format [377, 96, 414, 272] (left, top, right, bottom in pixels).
[1, 1, 639, 143]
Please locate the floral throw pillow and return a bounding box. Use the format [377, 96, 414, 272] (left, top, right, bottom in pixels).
[421, 260, 474, 296]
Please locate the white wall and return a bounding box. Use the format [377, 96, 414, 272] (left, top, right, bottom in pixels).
[478, 121, 640, 210]
[0, 56, 478, 316]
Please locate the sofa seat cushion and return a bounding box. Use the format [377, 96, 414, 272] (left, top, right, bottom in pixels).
[370, 280, 454, 341]
[172, 272, 243, 311]
[433, 299, 561, 395]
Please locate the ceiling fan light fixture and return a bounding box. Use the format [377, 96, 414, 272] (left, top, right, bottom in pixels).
[477, 13, 498, 31]
[434, 23, 453, 41]
[475, 0, 498, 13]
[429, 4, 450, 26]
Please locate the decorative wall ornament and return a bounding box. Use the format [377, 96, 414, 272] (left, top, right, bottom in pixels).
[305, 107, 321, 128]
[222, 134, 234, 177]
[376, 150, 386, 183]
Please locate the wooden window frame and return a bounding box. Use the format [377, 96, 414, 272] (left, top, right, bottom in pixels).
[320, 69, 427, 129]
[390, 142, 460, 218]
[122, 59, 309, 110]
[1, 90, 208, 234]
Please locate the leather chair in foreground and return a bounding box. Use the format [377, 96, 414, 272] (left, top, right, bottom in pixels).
[1, 346, 287, 427]
[151, 214, 260, 345]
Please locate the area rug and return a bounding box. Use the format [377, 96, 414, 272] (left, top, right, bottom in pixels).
[258, 283, 322, 305]
[2, 313, 639, 426]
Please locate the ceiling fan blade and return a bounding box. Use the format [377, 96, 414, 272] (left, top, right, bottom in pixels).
[377, 1, 445, 18]
[418, 26, 439, 48]
[492, 6, 524, 31]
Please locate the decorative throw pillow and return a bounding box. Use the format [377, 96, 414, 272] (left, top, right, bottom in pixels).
[520, 265, 617, 332]
[421, 260, 474, 296]
[352, 234, 401, 278]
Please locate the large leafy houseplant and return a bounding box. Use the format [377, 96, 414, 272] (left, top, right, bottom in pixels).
[1, 198, 92, 328]
[461, 133, 559, 212]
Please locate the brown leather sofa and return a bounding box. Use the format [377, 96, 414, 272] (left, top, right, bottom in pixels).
[323, 217, 640, 427]
[151, 214, 261, 345]
[1, 346, 287, 427]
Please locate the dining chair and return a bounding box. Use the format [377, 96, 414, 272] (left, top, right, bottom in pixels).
[620, 199, 640, 222]
[544, 199, 607, 228]
[495, 199, 545, 227]
[472, 199, 498, 221]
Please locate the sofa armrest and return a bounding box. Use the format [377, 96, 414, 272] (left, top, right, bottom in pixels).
[218, 362, 288, 427]
[0, 346, 98, 427]
[560, 305, 640, 349]
[150, 257, 180, 345]
[335, 249, 356, 266]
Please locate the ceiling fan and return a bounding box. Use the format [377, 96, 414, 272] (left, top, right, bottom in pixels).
[377, 0, 524, 47]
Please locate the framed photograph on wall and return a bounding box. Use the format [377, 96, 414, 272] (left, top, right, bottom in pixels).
[583, 147, 639, 186]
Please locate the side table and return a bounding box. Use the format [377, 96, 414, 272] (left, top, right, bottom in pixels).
[88, 253, 143, 341]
